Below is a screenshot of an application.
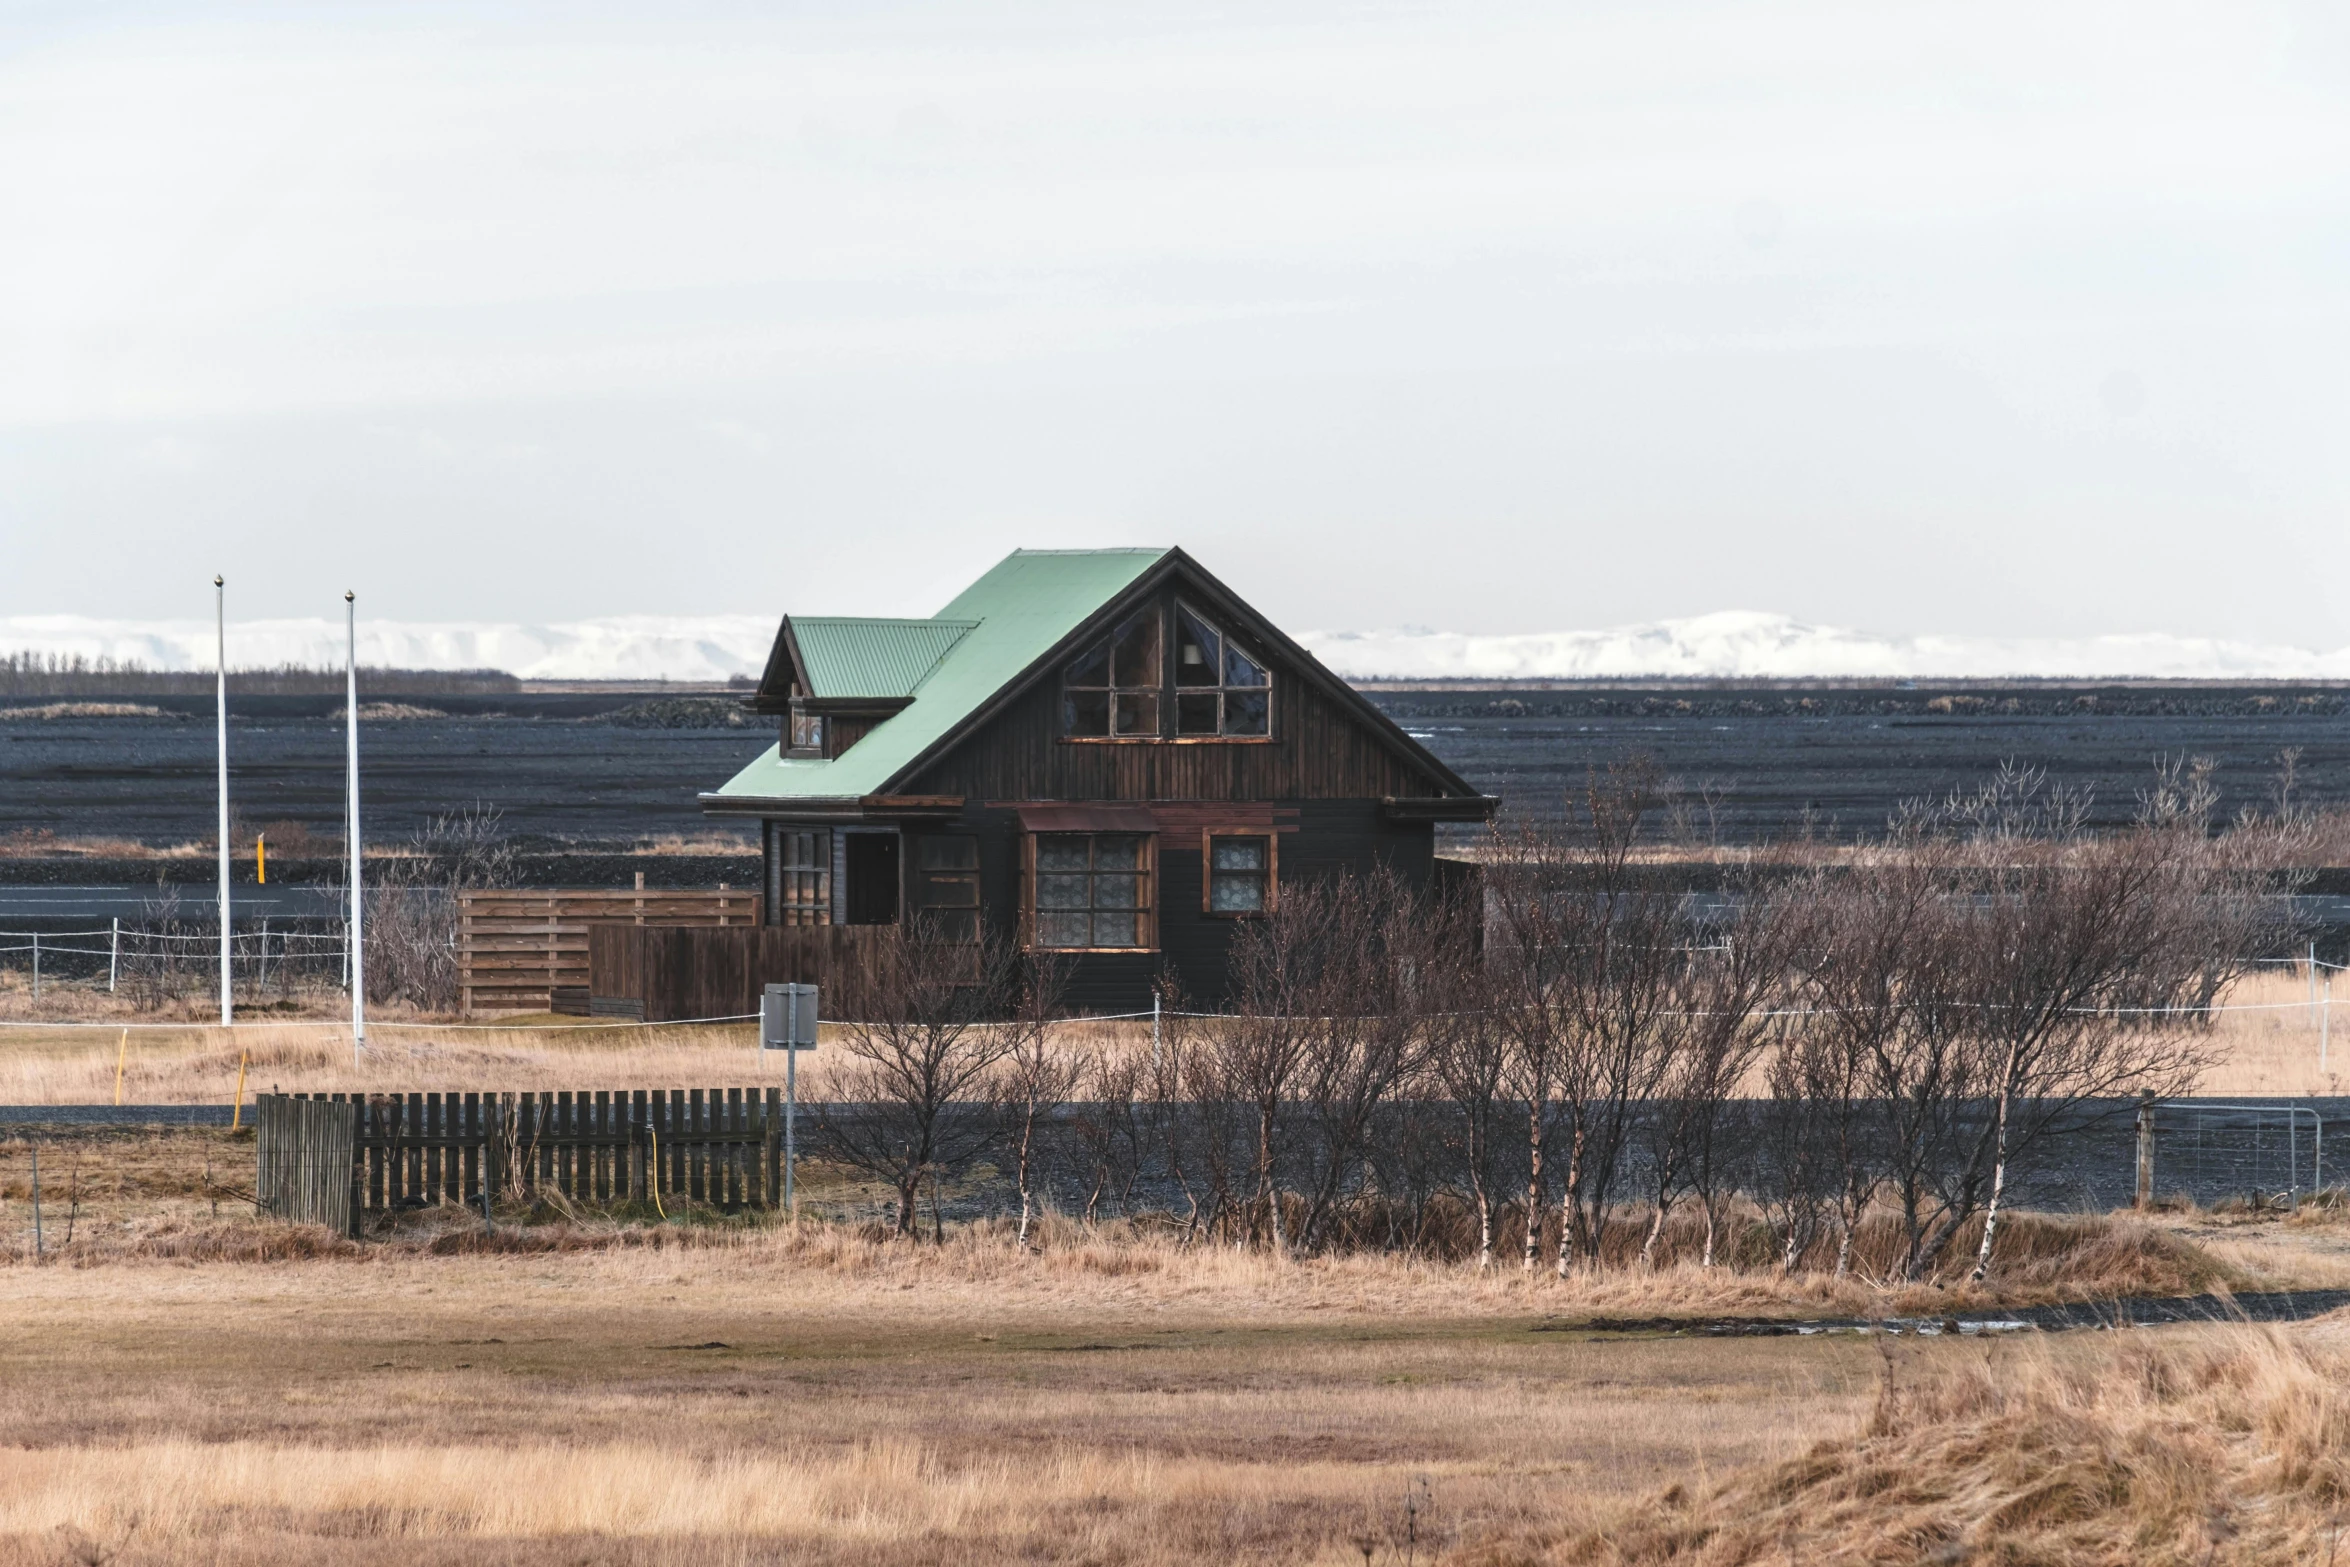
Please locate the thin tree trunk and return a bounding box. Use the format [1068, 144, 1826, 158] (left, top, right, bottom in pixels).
[1015, 1113, 1037, 1248]
[1556, 1124, 1586, 1278]
[1475, 1182, 1493, 1270]
[1700, 1201, 1718, 1269]
[1638, 1201, 1667, 1269]
[1259, 1106, 1284, 1256]
[1970, 1082, 2017, 1283]
[1522, 1102, 1545, 1272]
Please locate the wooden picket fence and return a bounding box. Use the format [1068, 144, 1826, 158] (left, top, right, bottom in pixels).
[256, 1095, 359, 1236]
[273, 1089, 789, 1214]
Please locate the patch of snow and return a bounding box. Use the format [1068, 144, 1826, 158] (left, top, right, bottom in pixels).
[0, 614, 778, 683]
[1296, 612, 2350, 682]
[5, 609, 2348, 683]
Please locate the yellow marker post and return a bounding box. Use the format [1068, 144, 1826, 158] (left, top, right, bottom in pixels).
[256, 835, 266, 884]
[649, 1127, 667, 1219]
[113, 1029, 128, 1106]
[229, 1049, 249, 1132]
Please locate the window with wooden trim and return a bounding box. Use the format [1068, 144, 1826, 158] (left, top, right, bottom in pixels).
[1031, 832, 1154, 949]
[771, 827, 830, 926]
[1204, 831, 1274, 915]
[912, 835, 980, 943]
[789, 707, 823, 752]
[1062, 606, 1163, 739]
[1174, 602, 1271, 737]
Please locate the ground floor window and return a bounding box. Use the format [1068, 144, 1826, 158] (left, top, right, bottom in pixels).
[1205, 832, 1274, 914]
[912, 835, 981, 942]
[1031, 832, 1154, 950]
[769, 826, 830, 926]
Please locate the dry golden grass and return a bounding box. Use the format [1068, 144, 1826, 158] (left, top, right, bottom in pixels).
[0, 1219, 1906, 1566]
[1503, 1324, 2350, 1566]
[2, 1134, 2341, 1564]
[0, 963, 2336, 1102]
[0, 1009, 1163, 1103]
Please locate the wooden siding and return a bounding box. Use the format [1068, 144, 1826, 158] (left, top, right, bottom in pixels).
[458, 888, 761, 1014]
[590, 924, 896, 1022]
[826, 713, 884, 758]
[901, 662, 1447, 803]
[888, 801, 1433, 1011]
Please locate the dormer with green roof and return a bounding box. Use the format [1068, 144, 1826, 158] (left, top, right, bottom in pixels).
[704, 547, 1494, 1007]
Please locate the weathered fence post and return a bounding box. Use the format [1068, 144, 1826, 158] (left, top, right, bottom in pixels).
[29, 931, 38, 1000]
[2135, 1093, 2157, 1210]
[108, 918, 119, 992]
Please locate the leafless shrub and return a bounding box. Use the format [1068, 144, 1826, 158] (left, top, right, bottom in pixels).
[993, 952, 1077, 1247]
[819, 918, 1029, 1239]
[365, 805, 515, 1012]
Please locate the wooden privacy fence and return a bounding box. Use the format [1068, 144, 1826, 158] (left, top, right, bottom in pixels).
[457, 888, 762, 1014]
[256, 1095, 359, 1237]
[590, 924, 895, 1022]
[267, 1089, 789, 1215]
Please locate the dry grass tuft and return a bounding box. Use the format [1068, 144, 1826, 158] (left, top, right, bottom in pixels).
[1508, 1327, 2350, 1566]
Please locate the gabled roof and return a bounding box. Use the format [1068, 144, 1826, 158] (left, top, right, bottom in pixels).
[707, 545, 1490, 811]
[711, 549, 1169, 801]
[789, 617, 977, 700]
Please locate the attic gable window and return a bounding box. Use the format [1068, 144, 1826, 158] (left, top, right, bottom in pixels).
[1174, 603, 1271, 737]
[1061, 605, 1162, 739]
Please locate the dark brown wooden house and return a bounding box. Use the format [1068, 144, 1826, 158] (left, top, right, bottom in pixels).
[701, 547, 1495, 1008]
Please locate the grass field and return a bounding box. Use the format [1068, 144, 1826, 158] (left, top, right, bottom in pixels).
[0, 967, 2337, 1104]
[1, 1212, 2344, 1565]
[4, 1126, 2348, 1563]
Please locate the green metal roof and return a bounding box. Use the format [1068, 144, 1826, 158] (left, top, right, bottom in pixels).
[790, 617, 977, 699]
[712, 548, 1170, 802]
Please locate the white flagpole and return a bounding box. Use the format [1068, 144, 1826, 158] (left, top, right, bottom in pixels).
[215, 574, 232, 1029]
[346, 590, 366, 1055]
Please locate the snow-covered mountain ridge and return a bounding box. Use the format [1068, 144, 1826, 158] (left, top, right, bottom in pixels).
[4, 610, 2347, 683]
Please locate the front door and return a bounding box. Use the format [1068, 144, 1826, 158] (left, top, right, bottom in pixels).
[842, 832, 900, 925]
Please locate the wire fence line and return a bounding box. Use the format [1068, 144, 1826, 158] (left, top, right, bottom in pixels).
[0, 917, 372, 1003]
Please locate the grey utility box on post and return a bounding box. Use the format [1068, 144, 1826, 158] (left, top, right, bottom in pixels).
[761, 983, 819, 1050]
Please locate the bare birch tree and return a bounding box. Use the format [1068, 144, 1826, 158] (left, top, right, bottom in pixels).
[819, 920, 1026, 1238]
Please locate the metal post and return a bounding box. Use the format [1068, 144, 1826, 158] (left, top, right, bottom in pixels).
[29, 932, 37, 1000]
[30, 1144, 42, 1257]
[2134, 1095, 2155, 1210]
[108, 917, 118, 992]
[764, 982, 814, 1220]
[2313, 942, 2321, 1027]
[345, 590, 365, 1056]
[1151, 988, 1161, 1077]
[215, 574, 232, 1029]
[2324, 975, 2332, 1075]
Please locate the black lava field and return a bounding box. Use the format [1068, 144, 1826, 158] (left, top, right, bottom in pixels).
[4, 684, 2350, 853]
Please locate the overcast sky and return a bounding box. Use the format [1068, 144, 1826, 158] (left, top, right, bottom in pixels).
[3, 1, 2346, 645]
